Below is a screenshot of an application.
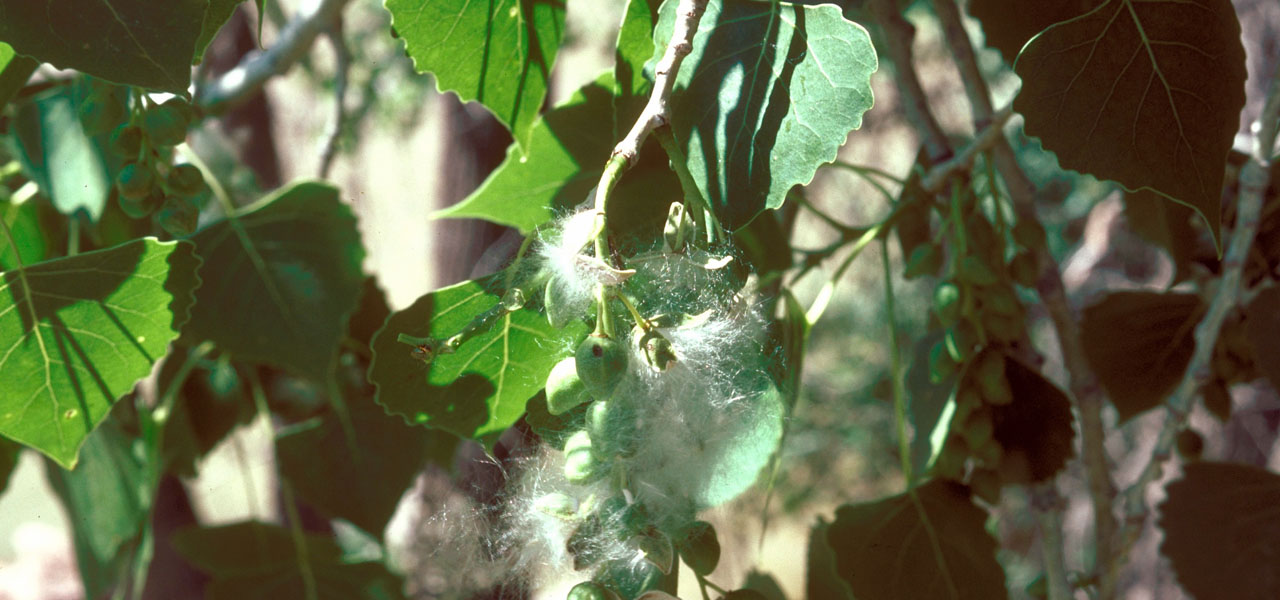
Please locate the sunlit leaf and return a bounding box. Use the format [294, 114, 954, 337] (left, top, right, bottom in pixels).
[368, 272, 587, 443]
[826, 479, 1007, 600]
[182, 181, 366, 381]
[0, 0, 206, 92]
[0, 238, 199, 468]
[1012, 0, 1246, 249]
[654, 0, 877, 229]
[616, 0, 661, 98]
[0, 41, 39, 111]
[386, 0, 564, 152]
[1160, 462, 1280, 600]
[11, 86, 112, 221]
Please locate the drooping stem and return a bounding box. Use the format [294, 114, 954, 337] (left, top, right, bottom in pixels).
[1112, 60, 1280, 581]
[882, 237, 913, 485]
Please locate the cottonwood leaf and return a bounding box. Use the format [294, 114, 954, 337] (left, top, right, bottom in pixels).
[194, 0, 246, 65]
[0, 0, 206, 93]
[1159, 462, 1280, 600]
[968, 0, 1103, 64]
[276, 392, 449, 539]
[907, 332, 955, 474]
[806, 519, 854, 600]
[991, 356, 1076, 484]
[11, 86, 112, 221]
[1244, 287, 1280, 393]
[826, 479, 1007, 600]
[0, 198, 58, 271]
[616, 0, 661, 98]
[182, 181, 365, 382]
[0, 42, 38, 111]
[1012, 0, 1246, 250]
[1124, 190, 1196, 284]
[1081, 291, 1202, 421]
[368, 272, 587, 443]
[386, 0, 564, 152]
[0, 238, 199, 468]
[173, 521, 407, 600]
[654, 0, 876, 230]
[44, 414, 149, 599]
[435, 74, 680, 236]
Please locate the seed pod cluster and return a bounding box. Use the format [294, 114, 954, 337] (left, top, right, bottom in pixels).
[932, 349, 1011, 496]
[99, 92, 208, 236]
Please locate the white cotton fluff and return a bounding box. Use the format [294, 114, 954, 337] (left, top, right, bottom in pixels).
[538, 209, 604, 327]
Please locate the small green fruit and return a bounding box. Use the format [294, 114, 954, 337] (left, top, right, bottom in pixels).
[957, 255, 999, 287]
[142, 104, 188, 146]
[118, 189, 164, 219]
[973, 350, 1012, 406]
[587, 400, 637, 458]
[156, 196, 198, 237]
[165, 164, 206, 196]
[545, 277, 577, 328]
[564, 430, 603, 484]
[928, 340, 956, 384]
[161, 97, 197, 125]
[933, 282, 962, 326]
[533, 492, 578, 519]
[79, 92, 126, 136]
[575, 335, 628, 400]
[108, 124, 143, 158]
[566, 581, 614, 600]
[546, 357, 590, 416]
[115, 162, 155, 200]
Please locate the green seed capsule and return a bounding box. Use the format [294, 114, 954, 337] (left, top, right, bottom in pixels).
[142, 104, 188, 147]
[587, 400, 637, 458]
[575, 335, 628, 400]
[957, 255, 999, 287]
[676, 521, 720, 576]
[903, 244, 942, 279]
[156, 196, 198, 237]
[944, 323, 977, 363]
[108, 124, 143, 158]
[115, 162, 155, 200]
[566, 582, 613, 600]
[545, 277, 577, 328]
[933, 282, 962, 326]
[961, 407, 994, 450]
[928, 340, 956, 384]
[564, 430, 603, 484]
[546, 357, 590, 416]
[974, 351, 1012, 405]
[79, 92, 126, 136]
[118, 189, 164, 219]
[533, 492, 578, 519]
[166, 164, 206, 196]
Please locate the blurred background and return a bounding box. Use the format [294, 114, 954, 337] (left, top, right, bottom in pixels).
[1, 0, 1278, 599]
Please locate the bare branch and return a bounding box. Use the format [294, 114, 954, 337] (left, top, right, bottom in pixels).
[1113, 60, 1280, 578]
[318, 22, 351, 178]
[196, 0, 351, 116]
[919, 105, 1014, 194]
[593, 0, 708, 215]
[868, 0, 952, 163]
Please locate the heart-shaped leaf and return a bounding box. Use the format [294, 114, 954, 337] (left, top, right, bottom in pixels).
[653, 0, 877, 230]
[182, 181, 366, 381]
[0, 238, 199, 468]
[0, 0, 207, 92]
[1012, 0, 1247, 249]
[0, 42, 38, 111]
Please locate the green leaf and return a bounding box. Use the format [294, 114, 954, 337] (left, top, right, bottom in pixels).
[44, 414, 149, 598]
[0, 198, 59, 271]
[194, 0, 246, 65]
[616, 0, 661, 98]
[1081, 291, 1202, 421]
[990, 356, 1075, 484]
[907, 332, 956, 474]
[968, 0, 1103, 64]
[826, 479, 1007, 600]
[1159, 462, 1280, 600]
[11, 86, 112, 221]
[182, 181, 366, 381]
[173, 521, 407, 600]
[1012, 0, 1247, 250]
[385, 0, 565, 152]
[435, 74, 680, 236]
[806, 519, 854, 600]
[0, 41, 39, 111]
[654, 0, 877, 230]
[0, 0, 207, 92]
[368, 272, 587, 442]
[0, 238, 200, 468]
[0, 437, 19, 496]
[276, 392, 446, 539]
[1244, 286, 1280, 393]
[158, 354, 254, 478]
[1123, 190, 1196, 284]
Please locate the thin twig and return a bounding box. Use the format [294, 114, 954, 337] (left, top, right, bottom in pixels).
[920, 105, 1014, 193]
[196, 0, 351, 115]
[1113, 61, 1280, 579]
[318, 21, 351, 178]
[928, 0, 1102, 594]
